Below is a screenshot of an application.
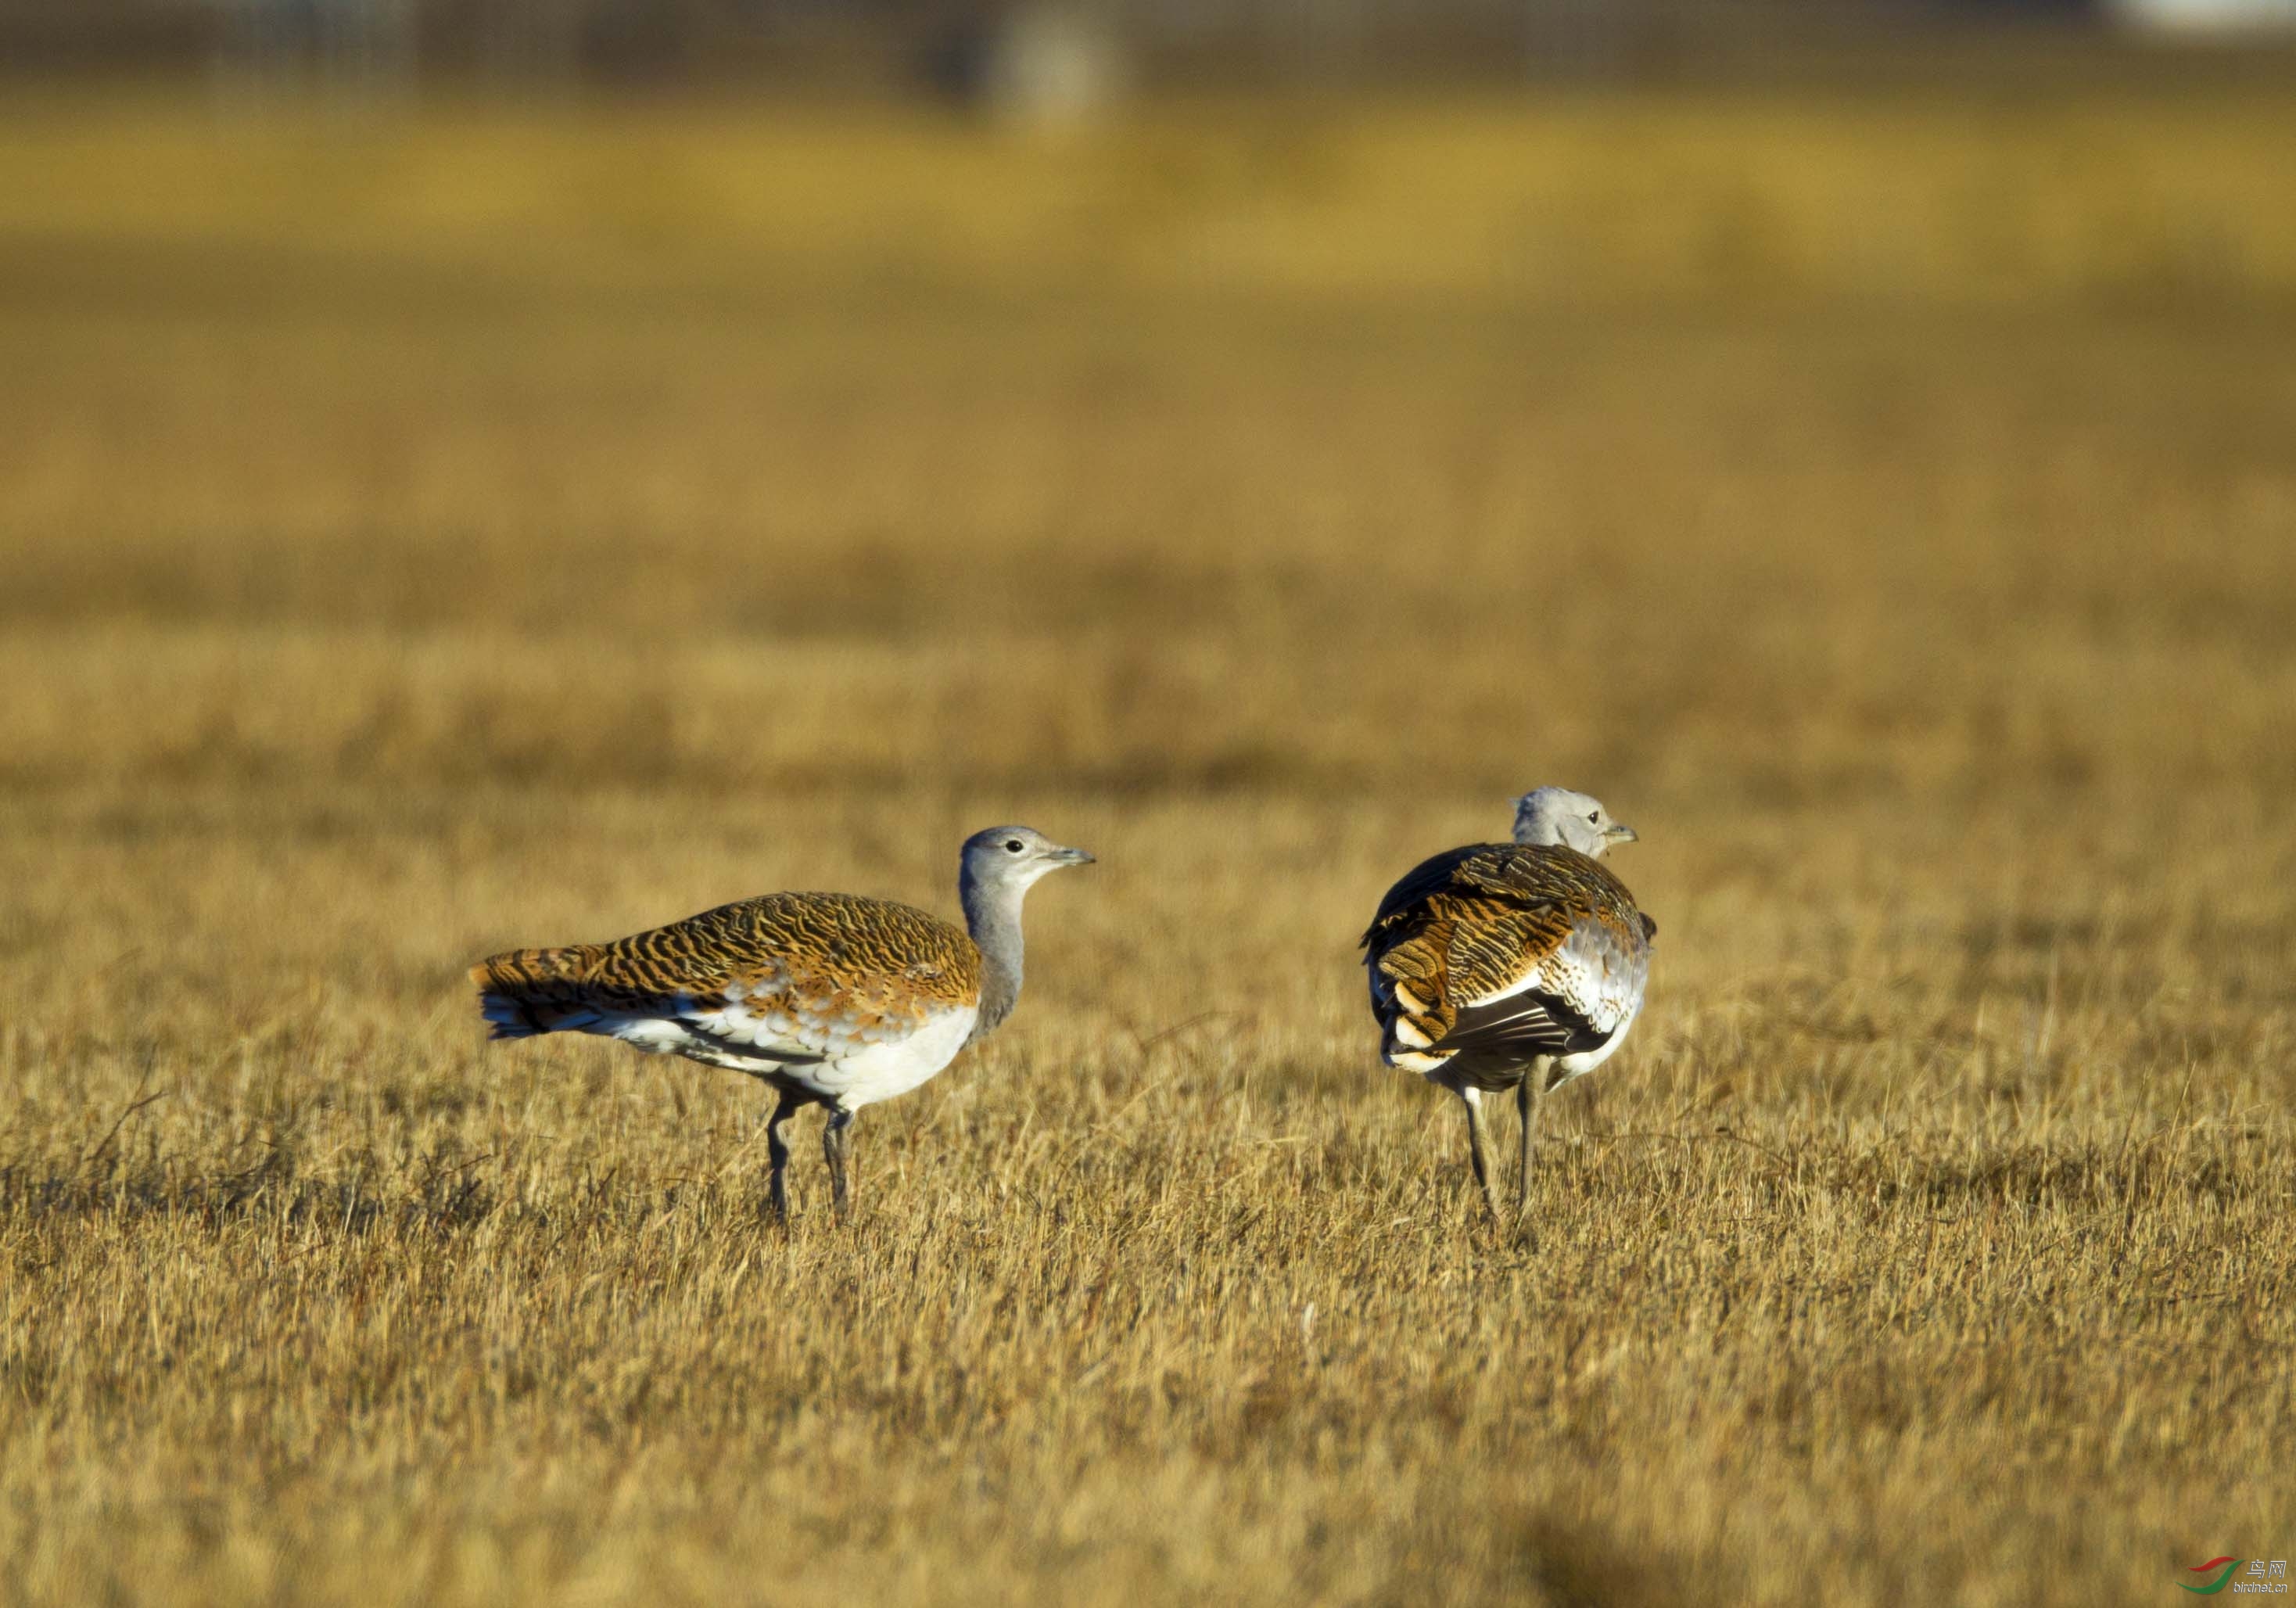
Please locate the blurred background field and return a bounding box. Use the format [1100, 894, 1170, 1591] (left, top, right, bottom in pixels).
[3, 8, 2295, 1606]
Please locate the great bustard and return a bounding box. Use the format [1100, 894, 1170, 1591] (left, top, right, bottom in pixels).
[1361, 787, 1652, 1221]
[469, 825, 1093, 1222]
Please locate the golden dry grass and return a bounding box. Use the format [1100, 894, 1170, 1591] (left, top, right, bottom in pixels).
[2, 90, 2294, 1607]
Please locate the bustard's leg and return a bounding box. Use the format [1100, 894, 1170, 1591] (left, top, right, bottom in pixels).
[764, 1090, 802, 1222]
[1459, 1086, 1499, 1223]
[823, 1107, 856, 1224]
[1515, 1072, 1545, 1217]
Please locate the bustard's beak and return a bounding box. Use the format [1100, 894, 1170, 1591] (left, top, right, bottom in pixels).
[1606, 824, 1639, 845]
[1053, 846, 1096, 865]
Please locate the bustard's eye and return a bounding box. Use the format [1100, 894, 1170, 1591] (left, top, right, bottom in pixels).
[1004, 839, 1024, 853]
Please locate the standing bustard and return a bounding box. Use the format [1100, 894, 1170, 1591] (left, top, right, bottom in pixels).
[469, 826, 1093, 1222]
[1361, 787, 1652, 1222]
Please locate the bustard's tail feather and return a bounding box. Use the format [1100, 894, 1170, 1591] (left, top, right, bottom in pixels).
[469, 946, 606, 1039]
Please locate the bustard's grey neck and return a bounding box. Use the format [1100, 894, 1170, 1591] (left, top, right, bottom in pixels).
[960, 867, 1030, 1039]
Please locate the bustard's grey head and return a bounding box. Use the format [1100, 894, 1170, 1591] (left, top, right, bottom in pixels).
[961, 824, 1095, 893]
[1512, 787, 1638, 859]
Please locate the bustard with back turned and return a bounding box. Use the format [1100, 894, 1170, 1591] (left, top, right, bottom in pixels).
[469, 825, 1093, 1222]
[1361, 788, 1653, 1221]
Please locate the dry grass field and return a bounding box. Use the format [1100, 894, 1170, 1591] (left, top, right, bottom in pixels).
[2, 88, 2294, 1606]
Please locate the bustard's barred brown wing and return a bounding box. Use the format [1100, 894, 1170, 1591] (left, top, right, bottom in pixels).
[1361, 843, 1651, 1086]
[470, 892, 982, 1068]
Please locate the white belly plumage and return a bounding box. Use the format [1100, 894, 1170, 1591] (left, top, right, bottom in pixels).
[601, 1001, 980, 1111]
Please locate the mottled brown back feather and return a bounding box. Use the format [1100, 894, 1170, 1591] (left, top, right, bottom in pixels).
[472, 892, 980, 1033]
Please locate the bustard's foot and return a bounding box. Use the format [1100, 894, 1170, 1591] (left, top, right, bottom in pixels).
[1474, 1170, 1502, 1225]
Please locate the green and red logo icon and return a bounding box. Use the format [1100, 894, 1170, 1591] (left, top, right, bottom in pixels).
[2181, 1559, 2242, 1595]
